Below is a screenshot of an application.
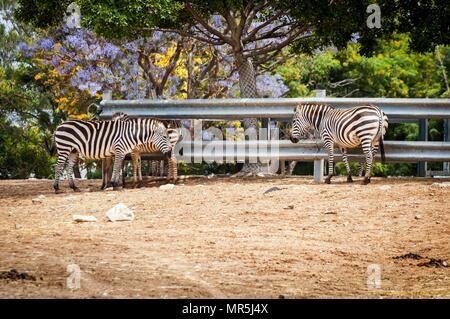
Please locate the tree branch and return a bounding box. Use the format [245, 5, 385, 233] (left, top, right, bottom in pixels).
[244, 27, 308, 58]
[159, 40, 184, 93]
[243, 11, 284, 43]
[185, 2, 233, 45]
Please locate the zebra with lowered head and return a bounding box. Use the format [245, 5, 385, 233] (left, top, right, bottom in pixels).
[290, 103, 388, 184]
[53, 116, 173, 193]
[101, 117, 182, 189]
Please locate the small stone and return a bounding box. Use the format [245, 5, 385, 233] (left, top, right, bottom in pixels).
[159, 184, 175, 190]
[207, 173, 215, 179]
[378, 185, 391, 190]
[31, 196, 44, 204]
[256, 172, 265, 177]
[105, 194, 115, 197]
[414, 215, 421, 220]
[73, 215, 97, 222]
[106, 203, 134, 222]
[343, 221, 349, 227]
[431, 182, 450, 188]
[284, 204, 294, 210]
[263, 186, 284, 195]
[15, 224, 23, 230]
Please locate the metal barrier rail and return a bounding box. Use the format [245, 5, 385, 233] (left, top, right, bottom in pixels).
[135, 140, 450, 163]
[99, 97, 450, 119]
[101, 97, 450, 178]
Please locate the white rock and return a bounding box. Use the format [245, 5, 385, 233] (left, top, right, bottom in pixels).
[207, 173, 215, 179]
[159, 184, 175, 190]
[15, 224, 23, 230]
[378, 185, 392, 190]
[431, 182, 450, 188]
[32, 197, 43, 203]
[257, 172, 265, 177]
[106, 203, 134, 222]
[73, 215, 98, 222]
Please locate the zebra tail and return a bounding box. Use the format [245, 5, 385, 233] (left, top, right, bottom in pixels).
[379, 135, 386, 165]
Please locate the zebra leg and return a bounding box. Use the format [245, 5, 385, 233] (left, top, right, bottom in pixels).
[168, 155, 178, 183]
[121, 160, 126, 188]
[358, 163, 364, 177]
[111, 153, 126, 190]
[138, 155, 143, 187]
[53, 152, 69, 193]
[362, 141, 374, 185]
[67, 152, 81, 192]
[160, 160, 165, 177]
[288, 161, 297, 175]
[101, 158, 111, 190]
[324, 141, 335, 184]
[341, 148, 353, 183]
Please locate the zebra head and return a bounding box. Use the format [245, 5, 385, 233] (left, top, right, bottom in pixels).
[151, 122, 173, 158]
[290, 105, 312, 143]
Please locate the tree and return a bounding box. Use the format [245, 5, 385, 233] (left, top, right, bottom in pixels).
[15, 0, 450, 176]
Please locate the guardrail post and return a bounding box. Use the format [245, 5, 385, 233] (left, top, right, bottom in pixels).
[313, 90, 326, 183]
[418, 119, 428, 177]
[444, 119, 450, 173]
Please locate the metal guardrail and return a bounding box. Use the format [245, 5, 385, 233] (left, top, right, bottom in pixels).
[100, 98, 450, 172]
[99, 97, 450, 119]
[136, 140, 450, 163]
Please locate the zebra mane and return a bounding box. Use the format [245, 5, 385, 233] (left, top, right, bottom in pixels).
[111, 112, 131, 121]
[295, 103, 335, 113]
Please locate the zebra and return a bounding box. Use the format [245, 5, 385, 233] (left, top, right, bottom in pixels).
[53, 116, 173, 193]
[101, 117, 181, 189]
[289, 103, 388, 184]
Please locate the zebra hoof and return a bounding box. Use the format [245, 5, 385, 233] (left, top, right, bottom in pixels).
[54, 189, 63, 194]
[363, 178, 371, 185]
[324, 178, 331, 184]
[347, 176, 354, 183]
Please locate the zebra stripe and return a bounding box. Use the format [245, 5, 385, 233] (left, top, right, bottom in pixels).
[53, 117, 172, 192]
[290, 103, 388, 184]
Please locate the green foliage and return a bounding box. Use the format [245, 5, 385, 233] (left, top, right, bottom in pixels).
[178, 161, 238, 175]
[0, 116, 53, 178]
[280, 34, 448, 99]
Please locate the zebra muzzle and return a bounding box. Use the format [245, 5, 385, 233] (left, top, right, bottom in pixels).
[290, 136, 299, 143]
[163, 150, 172, 159]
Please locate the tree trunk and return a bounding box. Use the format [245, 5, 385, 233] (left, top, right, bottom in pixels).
[236, 56, 263, 175]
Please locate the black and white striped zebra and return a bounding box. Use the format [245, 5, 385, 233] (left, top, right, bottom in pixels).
[290, 103, 388, 184]
[101, 118, 181, 188]
[53, 116, 173, 193]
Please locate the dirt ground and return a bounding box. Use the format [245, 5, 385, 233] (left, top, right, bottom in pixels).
[0, 176, 449, 299]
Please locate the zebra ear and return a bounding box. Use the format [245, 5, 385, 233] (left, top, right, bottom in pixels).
[293, 105, 300, 113]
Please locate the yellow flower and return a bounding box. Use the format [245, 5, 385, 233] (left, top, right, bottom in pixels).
[34, 74, 42, 80]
